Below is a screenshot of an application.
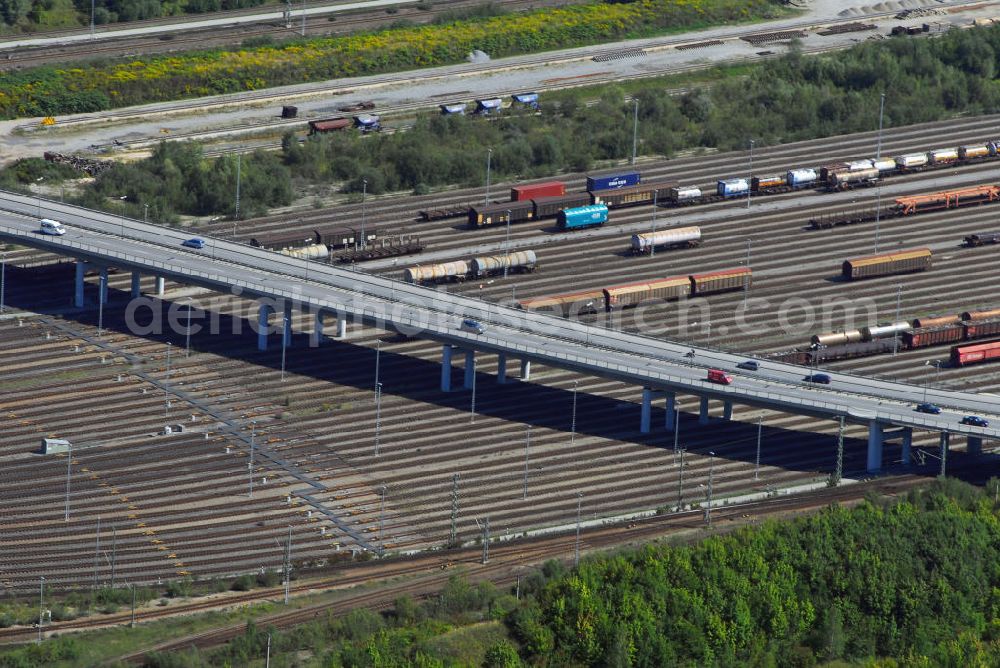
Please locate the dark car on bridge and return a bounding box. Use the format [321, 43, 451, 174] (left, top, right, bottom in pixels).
[736, 360, 759, 371]
[805, 373, 831, 384]
[961, 415, 989, 427]
[914, 402, 942, 414]
[182, 237, 206, 249]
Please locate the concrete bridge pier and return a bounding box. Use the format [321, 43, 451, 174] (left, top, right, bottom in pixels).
[257, 303, 274, 352]
[520, 359, 531, 381]
[440, 345, 453, 392]
[336, 314, 347, 338]
[98, 267, 109, 305]
[940, 431, 950, 473]
[968, 435, 982, 456]
[74, 260, 87, 307]
[130, 271, 141, 298]
[311, 310, 324, 346]
[154, 275, 165, 296]
[282, 303, 292, 349]
[665, 392, 676, 432]
[640, 388, 656, 434]
[698, 397, 710, 425]
[901, 428, 913, 467]
[866, 421, 885, 473]
[722, 401, 733, 421]
[463, 350, 476, 390]
[497, 353, 508, 384]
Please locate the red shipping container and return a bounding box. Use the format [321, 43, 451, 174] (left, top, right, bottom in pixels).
[510, 181, 566, 201]
[951, 339, 1000, 366]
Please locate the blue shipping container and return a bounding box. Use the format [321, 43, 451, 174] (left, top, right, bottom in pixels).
[558, 204, 609, 230]
[717, 178, 750, 198]
[586, 172, 641, 191]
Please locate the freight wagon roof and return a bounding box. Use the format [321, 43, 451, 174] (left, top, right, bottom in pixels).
[531, 194, 590, 205]
[470, 201, 533, 214]
[604, 276, 690, 296]
[519, 290, 604, 307]
[635, 226, 701, 240]
[845, 247, 931, 268]
[590, 180, 677, 196]
[690, 267, 752, 280]
[309, 118, 351, 130]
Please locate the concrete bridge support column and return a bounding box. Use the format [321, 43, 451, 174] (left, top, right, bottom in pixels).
[497, 353, 508, 384]
[282, 303, 293, 349]
[310, 311, 324, 347]
[968, 435, 983, 457]
[257, 303, 273, 352]
[73, 261, 87, 308]
[866, 421, 884, 473]
[154, 276, 165, 296]
[722, 401, 733, 421]
[520, 360, 531, 381]
[440, 345, 453, 392]
[664, 392, 676, 432]
[98, 268, 108, 305]
[130, 271, 141, 299]
[463, 351, 476, 390]
[336, 315, 347, 339]
[640, 388, 654, 434]
[901, 428, 913, 467]
[940, 432, 950, 475]
[698, 397, 710, 426]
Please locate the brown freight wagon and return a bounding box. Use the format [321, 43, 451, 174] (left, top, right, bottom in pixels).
[965, 320, 1000, 340]
[590, 180, 677, 208]
[841, 247, 931, 280]
[902, 325, 964, 349]
[531, 193, 593, 218]
[518, 290, 605, 316]
[690, 267, 752, 295]
[308, 117, 351, 134]
[603, 276, 691, 309]
[468, 201, 534, 228]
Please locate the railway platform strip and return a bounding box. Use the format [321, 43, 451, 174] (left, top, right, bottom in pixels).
[1, 191, 997, 478]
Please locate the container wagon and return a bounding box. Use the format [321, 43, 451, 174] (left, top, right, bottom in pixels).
[786, 168, 819, 188]
[511, 181, 565, 202]
[590, 181, 676, 208]
[468, 201, 534, 228]
[403, 260, 470, 284]
[517, 290, 605, 316]
[669, 186, 703, 204]
[895, 185, 1000, 215]
[690, 267, 752, 295]
[531, 193, 592, 219]
[895, 153, 929, 170]
[902, 325, 964, 349]
[586, 172, 640, 191]
[841, 248, 931, 280]
[630, 226, 702, 254]
[557, 204, 608, 230]
[951, 339, 1000, 366]
[929, 148, 959, 164]
[470, 250, 537, 278]
[965, 232, 1000, 247]
[750, 175, 786, 193]
[603, 276, 691, 309]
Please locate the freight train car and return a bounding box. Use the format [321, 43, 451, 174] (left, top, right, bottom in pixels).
[841, 248, 931, 280]
[825, 167, 880, 191]
[902, 325, 965, 349]
[964, 231, 1000, 247]
[557, 204, 608, 230]
[468, 201, 534, 228]
[591, 181, 677, 208]
[404, 261, 470, 284]
[249, 230, 322, 251]
[811, 330, 864, 347]
[895, 185, 1000, 215]
[952, 339, 1000, 366]
[964, 319, 1000, 339]
[517, 290, 606, 316]
[470, 250, 537, 278]
[629, 226, 702, 254]
[861, 322, 912, 340]
[603, 276, 691, 309]
[531, 193, 592, 218]
[308, 118, 351, 134]
[690, 267, 752, 295]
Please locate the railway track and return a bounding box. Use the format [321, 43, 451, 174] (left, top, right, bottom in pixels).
[2, 115, 1000, 596]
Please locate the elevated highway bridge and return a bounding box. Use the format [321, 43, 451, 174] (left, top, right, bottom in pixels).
[1, 190, 996, 473]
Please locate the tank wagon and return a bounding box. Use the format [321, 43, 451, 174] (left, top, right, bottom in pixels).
[630, 226, 702, 254]
[470, 250, 537, 278]
[557, 204, 609, 230]
[404, 261, 470, 284]
[841, 248, 931, 280]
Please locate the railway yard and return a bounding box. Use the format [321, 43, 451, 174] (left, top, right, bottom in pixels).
[2, 110, 1000, 616]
